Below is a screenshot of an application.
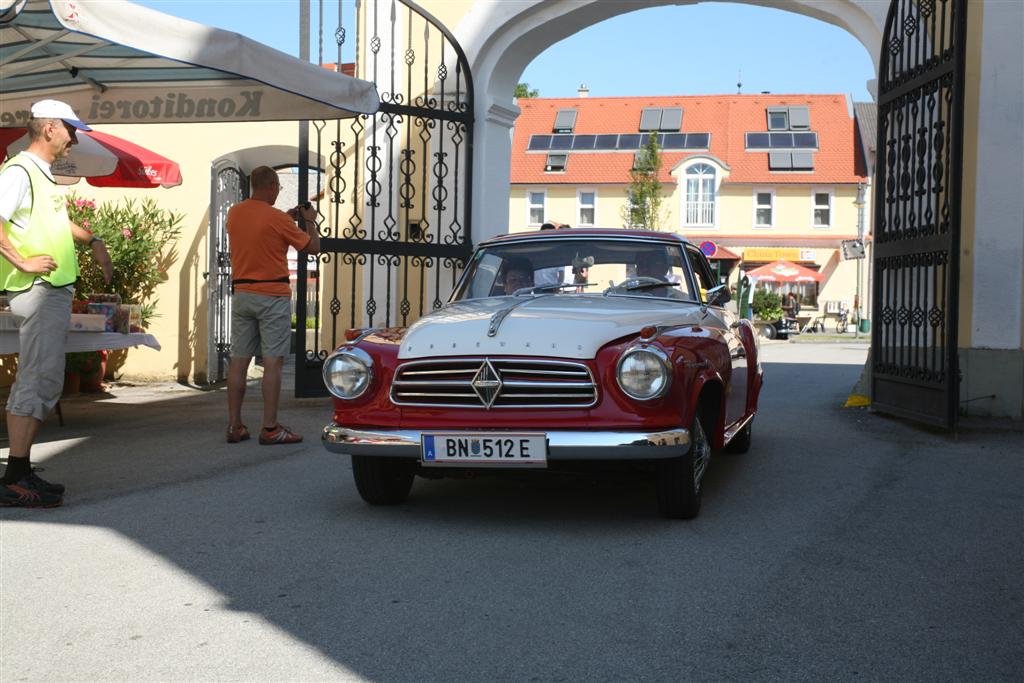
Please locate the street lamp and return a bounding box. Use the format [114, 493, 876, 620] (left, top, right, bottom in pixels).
[853, 183, 866, 339]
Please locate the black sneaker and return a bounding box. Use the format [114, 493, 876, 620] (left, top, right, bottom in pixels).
[1, 477, 63, 508]
[26, 471, 65, 496]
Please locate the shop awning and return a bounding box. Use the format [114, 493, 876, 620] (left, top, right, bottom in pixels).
[745, 259, 824, 283]
[0, 0, 380, 126]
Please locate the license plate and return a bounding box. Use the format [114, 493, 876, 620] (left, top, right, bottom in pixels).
[421, 433, 547, 467]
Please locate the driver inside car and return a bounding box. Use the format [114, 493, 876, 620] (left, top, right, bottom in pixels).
[634, 250, 683, 296]
[502, 257, 535, 294]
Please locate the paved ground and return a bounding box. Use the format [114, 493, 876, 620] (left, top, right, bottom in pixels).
[1, 342, 1021, 682]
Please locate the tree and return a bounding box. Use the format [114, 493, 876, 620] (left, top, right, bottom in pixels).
[621, 132, 668, 229]
[514, 82, 539, 99]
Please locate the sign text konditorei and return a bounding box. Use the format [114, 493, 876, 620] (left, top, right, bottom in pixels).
[1, 91, 264, 126]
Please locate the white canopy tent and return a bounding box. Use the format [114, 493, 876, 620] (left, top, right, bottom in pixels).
[0, 0, 379, 125]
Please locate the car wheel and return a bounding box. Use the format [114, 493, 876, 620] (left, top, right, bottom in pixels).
[725, 419, 753, 454]
[655, 410, 710, 519]
[351, 455, 415, 505]
[762, 324, 777, 340]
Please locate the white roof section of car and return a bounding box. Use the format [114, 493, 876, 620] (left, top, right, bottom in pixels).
[0, 0, 380, 126]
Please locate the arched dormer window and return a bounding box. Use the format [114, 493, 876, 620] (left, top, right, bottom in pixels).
[683, 163, 716, 227]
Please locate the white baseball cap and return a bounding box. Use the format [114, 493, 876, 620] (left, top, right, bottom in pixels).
[30, 99, 92, 131]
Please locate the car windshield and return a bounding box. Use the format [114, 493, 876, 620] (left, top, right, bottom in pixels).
[451, 237, 695, 302]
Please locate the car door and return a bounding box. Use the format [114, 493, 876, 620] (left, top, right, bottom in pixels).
[684, 245, 748, 426]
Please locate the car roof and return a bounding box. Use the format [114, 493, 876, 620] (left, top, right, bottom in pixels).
[480, 228, 692, 248]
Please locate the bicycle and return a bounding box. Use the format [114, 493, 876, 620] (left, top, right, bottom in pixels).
[835, 307, 860, 334]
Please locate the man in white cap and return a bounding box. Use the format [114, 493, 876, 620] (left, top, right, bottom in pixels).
[0, 99, 112, 508]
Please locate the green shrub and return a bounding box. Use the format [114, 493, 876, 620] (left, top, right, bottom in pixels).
[66, 194, 183, 326]
[751, 288, 784, 321]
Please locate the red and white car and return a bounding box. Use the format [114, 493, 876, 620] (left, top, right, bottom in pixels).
[321, 229, 763, 518]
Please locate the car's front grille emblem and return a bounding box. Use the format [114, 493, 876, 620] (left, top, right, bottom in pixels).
[471, 359, 503, 408]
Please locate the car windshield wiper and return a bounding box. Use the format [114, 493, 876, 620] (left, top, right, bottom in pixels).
[524, 282, 597, 294]
[624, 280, 674, 291]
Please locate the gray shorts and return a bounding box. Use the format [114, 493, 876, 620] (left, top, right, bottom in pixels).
[230, 292, 292, 359]
[7, 283, 73, 421]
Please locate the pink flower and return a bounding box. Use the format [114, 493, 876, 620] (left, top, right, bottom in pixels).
[82, 220, 90, 228]
[122, 227, 132, 238]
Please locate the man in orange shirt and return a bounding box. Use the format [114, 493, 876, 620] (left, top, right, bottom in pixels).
[225, 166, 320, 445]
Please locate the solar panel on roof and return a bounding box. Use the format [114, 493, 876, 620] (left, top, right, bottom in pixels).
[686, 133, 710, 149]
[594, 135, 618, 150]
[549, 135, 573, 150]
[662, 133, 686, 149]
[793, 132, 818, 149]
[618, 134, 642, 149]
[746, 133, 770, 149]
[572, 135, 596, 150]
[528, 135, 552, 151]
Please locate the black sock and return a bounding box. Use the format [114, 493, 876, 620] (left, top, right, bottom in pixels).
[2, 457, 31, 484]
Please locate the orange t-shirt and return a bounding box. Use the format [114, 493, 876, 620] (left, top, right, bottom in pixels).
[226, 199, 311, 297]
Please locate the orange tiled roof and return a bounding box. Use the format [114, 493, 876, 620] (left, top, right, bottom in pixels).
[510, 94, 866, 186]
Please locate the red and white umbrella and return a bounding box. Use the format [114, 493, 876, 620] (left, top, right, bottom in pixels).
[745, 259, 824, 283]
[0, 128, 182, 188]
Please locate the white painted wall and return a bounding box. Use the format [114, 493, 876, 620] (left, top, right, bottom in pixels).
[970, 0, 1024, 351]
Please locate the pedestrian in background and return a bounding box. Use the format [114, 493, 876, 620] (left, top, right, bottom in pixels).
[0, 100, 113, 508]
[225, 166, 320, 445]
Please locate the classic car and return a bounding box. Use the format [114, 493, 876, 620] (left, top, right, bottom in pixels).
[321, 229, 763, 518]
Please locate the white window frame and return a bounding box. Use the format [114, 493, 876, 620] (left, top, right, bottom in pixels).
[526, 189, 546, 227]
[812, 187, 833, 228]
[681, 162, 718, 228]
[753, 188, 775, 228]
[576, 188, 596, 227]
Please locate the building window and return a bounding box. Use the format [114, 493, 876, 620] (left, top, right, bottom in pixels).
[545, 153, 567, 173]
[553, 109, 577, 134]
[683, 163, 716, 226]
[813, 190, 832, 227]
[639, 107, 683, 132]
[767, 106, 810, 131]
[577, 190, 596, 226]
[528, 191, 545, 226]
[754, 190, 774, 227]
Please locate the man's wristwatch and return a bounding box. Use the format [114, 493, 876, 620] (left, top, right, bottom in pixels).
[88, 236, 103, 247]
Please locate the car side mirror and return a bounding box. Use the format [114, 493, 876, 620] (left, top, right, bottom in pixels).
[705, 284, 731, 307]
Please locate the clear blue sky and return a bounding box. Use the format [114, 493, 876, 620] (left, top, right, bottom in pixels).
[136, 1, 875, 101]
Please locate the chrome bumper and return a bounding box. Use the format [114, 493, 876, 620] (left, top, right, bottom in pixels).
[321, 424, 690, 460]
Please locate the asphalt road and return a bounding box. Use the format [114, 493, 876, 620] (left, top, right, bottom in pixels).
[1, 342, 1021, 682]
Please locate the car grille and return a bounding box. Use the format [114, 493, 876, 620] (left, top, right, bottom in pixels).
[391, 358, 597, 409]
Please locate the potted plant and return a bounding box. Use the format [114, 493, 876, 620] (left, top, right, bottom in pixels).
[63, 351, 103, 395]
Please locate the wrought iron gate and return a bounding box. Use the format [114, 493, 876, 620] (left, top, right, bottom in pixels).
[294, 0, 474, 396]
[871, 0, 967, 429]
[206, 164, 245, 384]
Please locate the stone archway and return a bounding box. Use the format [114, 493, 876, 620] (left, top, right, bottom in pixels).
[453, 0, 886, 243]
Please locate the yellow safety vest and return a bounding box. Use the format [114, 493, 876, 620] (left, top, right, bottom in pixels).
[0, 155, 78, 292]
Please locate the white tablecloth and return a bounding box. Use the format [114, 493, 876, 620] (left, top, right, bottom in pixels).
[0, 331, 160, 356]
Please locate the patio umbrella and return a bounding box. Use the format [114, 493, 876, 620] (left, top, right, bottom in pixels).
[0, 0, 379, 126]
[744, 259, 824, 283]
[1, 127, 182, 187]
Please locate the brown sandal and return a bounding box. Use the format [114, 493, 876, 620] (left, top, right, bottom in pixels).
[226, 424, 251, 443]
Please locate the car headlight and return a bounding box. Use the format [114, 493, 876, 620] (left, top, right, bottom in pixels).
[616, 346, 671, 400]
[323, 348, 373, 399]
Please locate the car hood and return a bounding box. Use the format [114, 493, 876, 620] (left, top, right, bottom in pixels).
[398, 295, 706, 360]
